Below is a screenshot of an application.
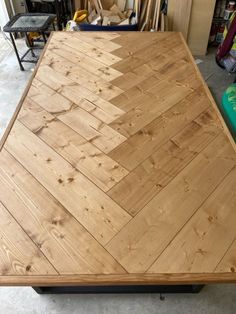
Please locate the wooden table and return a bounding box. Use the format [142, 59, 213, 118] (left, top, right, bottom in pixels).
[0, 32, 236, 292]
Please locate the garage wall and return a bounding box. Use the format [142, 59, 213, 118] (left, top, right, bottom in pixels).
[0, 1, 9, 28]
[4, 0, 25, 16]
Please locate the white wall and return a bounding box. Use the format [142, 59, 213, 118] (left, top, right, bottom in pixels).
[0, 0, 9, 29]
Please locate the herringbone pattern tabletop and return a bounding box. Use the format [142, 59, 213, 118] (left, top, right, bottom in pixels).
[0, 32, 235, 285]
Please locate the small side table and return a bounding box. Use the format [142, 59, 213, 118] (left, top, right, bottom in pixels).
[3, 13, 56, 71]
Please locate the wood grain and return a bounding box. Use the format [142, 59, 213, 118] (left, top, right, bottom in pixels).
[0, 32, 235, 286]
[216, 239, 236, 273]
[19, 99, 128, 191]
[106, 134, 236, 272]
[0, 202, 57, 276]
[0, 273, 236, 286]
[5, 121, 131, 246]
[148, 166, 236, 273]
[0, 149, 126, 275]
[187, 0, 216, 55]
[168, 0, 192, 39]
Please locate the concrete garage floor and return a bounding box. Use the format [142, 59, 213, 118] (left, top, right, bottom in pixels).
[196, 47, 235, 103]
[0, 34, 33, 138]
[0, 36, 236, 314]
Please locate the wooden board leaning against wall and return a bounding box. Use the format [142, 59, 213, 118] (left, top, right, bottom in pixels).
[168, 0, 216, 55]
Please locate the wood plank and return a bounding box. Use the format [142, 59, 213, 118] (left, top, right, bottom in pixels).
[0, 149, 126, 274]
[30, 78, 124, 124]
[53, 32, 121, 66]
[110, 51, 195, 112]
[58, 106, 127, 153]
[45, 41, 123, 82]
[109, 79, 193, 137]
[111, 33, 182, 73]
[5, 121, 131, 245]
[0, 202, 57, 276]
[62, 31, 121, 41]
[215, 239, 236, 274]
[28, 79, 73, 114]
[110, 74, 161, 111]
[106, 134, 236, 273]
[111, 32, 173, 59]
[18, 97, 56, 133]
[36, 63, 122, 103]
[41, 52, 123, 101]
[35, 64, 74, 91]
[63, 31, 122, 53]
[108, 88, 213, 170]
[187, 0, 216, 55]
[154, 57, 201, 91]
[108, 107, 221, 215]
[117, 0, 126, 11]
[59, 84, 124, 124]
[168, 0, 192, 39]
[19, 99, 128, 192]
[148, 167, 236, 273]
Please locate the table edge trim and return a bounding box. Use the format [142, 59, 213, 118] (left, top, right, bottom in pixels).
[0, 31, 54, 152]
[179, 32, 236, 152]
[0, 273, 235, 286]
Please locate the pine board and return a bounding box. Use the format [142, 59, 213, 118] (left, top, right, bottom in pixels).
[0, 32, 235, 286]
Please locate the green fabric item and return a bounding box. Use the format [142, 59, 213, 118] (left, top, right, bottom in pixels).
[222, 83, 236, 139]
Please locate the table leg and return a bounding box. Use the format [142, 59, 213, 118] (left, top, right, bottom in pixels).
[42, 32, 47, 44]
[10, 33, 24, 71]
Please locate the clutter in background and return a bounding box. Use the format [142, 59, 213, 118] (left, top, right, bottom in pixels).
[66, 0, 168, 31]
[209, 0, 236, 45]
[221, 83, 236, 139]
[216, 10, 236, 73]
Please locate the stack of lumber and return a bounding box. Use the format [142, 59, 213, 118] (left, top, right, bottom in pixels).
[73, 0, 166, 30]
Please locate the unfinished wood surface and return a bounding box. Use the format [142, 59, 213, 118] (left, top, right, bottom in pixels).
[0, 32, 235, 285]
[168, 0, 192, 39]
[187, 0, 216, 55]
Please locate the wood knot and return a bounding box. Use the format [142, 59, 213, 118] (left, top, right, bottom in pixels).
[26, 265, 31, 272]
[58, 178, 63, 184]
[52, 217, 63, 225]
[230, 267, 235, 273]
[67, 177, 74, 183]
[208, 216, 213, 222]
[37, 242, 43, 249]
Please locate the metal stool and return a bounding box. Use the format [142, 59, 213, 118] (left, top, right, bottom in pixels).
[3, 13, 56, 71]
